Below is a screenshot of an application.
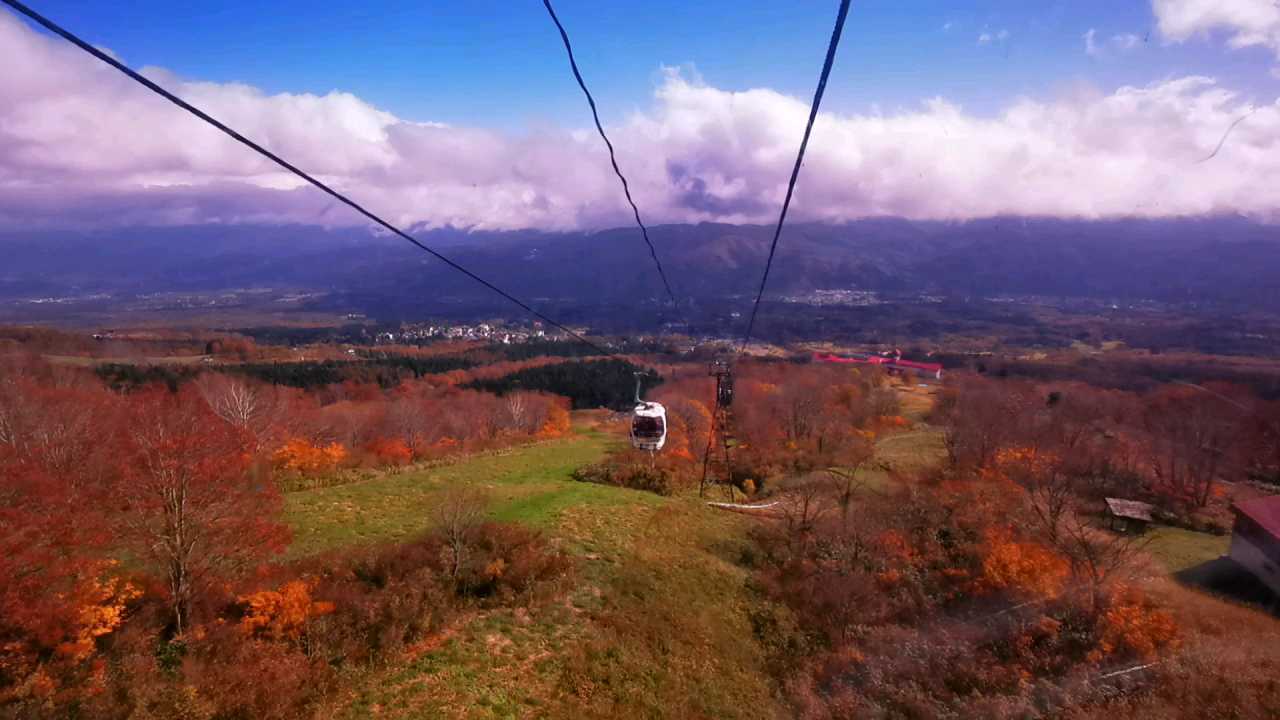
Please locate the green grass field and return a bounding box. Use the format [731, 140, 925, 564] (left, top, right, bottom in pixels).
[336, 491, 783, 719]
[1145, 526, 1230, 573]
[285, 419, 787, 718]
[285, 427, 642, 556]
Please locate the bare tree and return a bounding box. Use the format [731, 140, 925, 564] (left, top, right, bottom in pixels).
[195, 374, 284, 451]
[779, 377, 825, 443]
[940, 378, 1037, 471]
[0, 382, 19, 448]
[776, 475, 836, 557]
[431, 485, 490, 578]
[384, 396, 431, 451]
[1023, 469, 1078, 543]
[823, 438, 876, 527]
[506, 393, 529, 432]
[1050, 512, 1150, 615]
[1142, 385, 1241, 508]
[869, 387, 901, 418]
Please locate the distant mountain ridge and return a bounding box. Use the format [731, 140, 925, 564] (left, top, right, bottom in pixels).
[2, 216, 1278, 314]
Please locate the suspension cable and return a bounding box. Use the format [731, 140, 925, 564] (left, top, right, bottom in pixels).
[540, 0, 682, 316]
[738, 0, 852, 354]
[1, 0, 615, 356]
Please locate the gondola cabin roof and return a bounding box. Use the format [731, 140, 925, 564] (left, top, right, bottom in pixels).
[633, 401, 665, 418]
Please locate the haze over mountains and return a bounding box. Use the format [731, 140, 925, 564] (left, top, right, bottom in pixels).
[3, 216, 1279, 320]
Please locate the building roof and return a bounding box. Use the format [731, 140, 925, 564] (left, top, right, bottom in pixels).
[1233, 495, 1280, 540]
[812, 352, 943, 373]
[1105, 498, 1155, 523]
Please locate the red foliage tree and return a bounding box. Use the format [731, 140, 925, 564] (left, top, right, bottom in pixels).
[115, 388, 290, 634]
[363, 437, 413, 466]
[0, 438, 134, 703]
[1142, 384, 1243, 508]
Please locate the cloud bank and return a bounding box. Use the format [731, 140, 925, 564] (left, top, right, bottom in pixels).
[1, 11, 1278, 231]
[1154, 0, 1280, 58]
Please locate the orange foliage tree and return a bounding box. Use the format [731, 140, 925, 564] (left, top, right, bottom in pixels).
[979, 530, 1070, 600]
[239, 580, 335, 645]
[537, 400, 572, 439]
[1089, 586, 1180, 662]
[273, 437, 348, 476]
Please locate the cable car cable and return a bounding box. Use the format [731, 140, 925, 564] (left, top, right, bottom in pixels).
[0, 0, 615, 358]
[540, 0, 682, 317]
[704, 0, 851, 493]
[2, 0, 688, 456]
[738, 0, 851, 354]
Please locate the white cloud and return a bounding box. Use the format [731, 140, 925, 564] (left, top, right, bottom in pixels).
[1153, 0, 1280, 58]
[1085, 29, 1144, 57]
[1114, 32, 1141, 50]
[1084, 28, 1101, 56]
[977, 28, 1009, 46]
[1, 12, 1279, 230]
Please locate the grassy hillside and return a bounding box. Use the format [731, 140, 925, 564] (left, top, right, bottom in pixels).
[1146, 526, 1231, 573]
[279, 391, 1270, 719]
[284, 426, 628, 556]
[285, 415, 787, 719]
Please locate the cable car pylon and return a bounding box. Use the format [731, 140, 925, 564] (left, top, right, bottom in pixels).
[700, 360, 736, 499]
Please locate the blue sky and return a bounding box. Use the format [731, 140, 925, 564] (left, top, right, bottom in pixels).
[20, 0, 1279, 128]
[1, 1, 1277, 230]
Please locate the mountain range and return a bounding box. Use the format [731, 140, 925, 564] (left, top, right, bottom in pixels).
[3, 216, 1278, 322]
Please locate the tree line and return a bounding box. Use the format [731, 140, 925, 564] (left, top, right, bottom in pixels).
[466, 358, 661, 410]
[0, 353, 577, 717]
[95, 354, 481, 393]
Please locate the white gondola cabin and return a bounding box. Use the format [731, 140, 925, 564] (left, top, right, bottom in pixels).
[630, 401, 667, 451]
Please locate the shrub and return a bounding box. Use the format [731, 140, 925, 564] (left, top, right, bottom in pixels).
[176, 622, 328, 720]
[454, 522, 574, 603]
[237, 580, 335, 644]
[310, 561, 452, 663]
[572, 462, 677, 496]
[979, 530, 1070, 600]
[84, 618, 329, 720]
[362, 437, 413, 467]
[1089, 587, 1180, 662]
[272, 438, 347, 476]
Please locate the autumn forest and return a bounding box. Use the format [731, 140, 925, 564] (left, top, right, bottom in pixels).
[1, 325, 1278, 718]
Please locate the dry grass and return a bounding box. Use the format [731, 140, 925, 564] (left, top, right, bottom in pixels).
[44, 353, 209, 366]
[895, 382, 938, 423]
[1084, 578, 1280, 719]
